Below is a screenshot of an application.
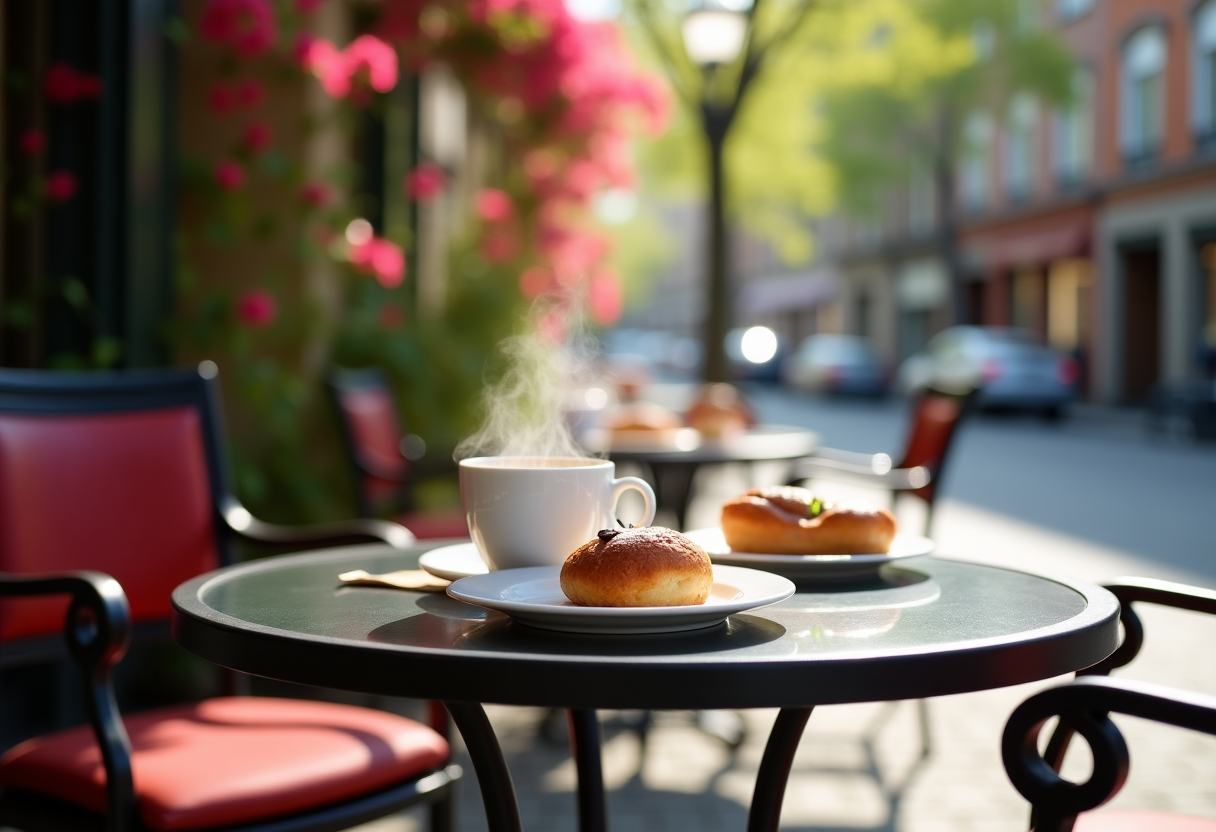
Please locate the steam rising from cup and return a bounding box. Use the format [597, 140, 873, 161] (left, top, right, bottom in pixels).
[455, 316, 596, 462]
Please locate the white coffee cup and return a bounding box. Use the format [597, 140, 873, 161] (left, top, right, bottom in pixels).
[459, 456, 657, 571]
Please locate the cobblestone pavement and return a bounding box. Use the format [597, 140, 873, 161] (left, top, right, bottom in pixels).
[353, 400, 1216, 832]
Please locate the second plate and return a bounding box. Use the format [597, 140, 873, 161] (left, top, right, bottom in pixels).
[684, 528, 934, 582]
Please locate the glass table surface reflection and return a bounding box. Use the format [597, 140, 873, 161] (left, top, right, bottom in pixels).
[172, 542, 1118, 832]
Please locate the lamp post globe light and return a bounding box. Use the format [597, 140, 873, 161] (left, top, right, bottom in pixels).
[681, 0, 749, 383]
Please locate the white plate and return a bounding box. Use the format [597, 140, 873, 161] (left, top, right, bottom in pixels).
[419, 543, 490, 582]
[446, 565, 795, 634]
[684, 528, 934, 582]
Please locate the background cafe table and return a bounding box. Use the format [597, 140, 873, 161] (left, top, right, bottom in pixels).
[172, 542, 1119, 832]
[578, 424, 820, 530]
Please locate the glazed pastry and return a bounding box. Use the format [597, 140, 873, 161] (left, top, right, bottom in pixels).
[720, 486, 897, 555]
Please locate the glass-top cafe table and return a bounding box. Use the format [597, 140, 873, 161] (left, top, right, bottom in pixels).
[172, 542, 1119, 832]
[579, 425, 820, 530]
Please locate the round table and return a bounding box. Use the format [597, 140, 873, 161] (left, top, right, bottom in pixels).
[172, 543, 1118, 832]
[579, 424, 820, 529]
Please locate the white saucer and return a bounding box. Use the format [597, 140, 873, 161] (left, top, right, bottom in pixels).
[684, 528, 934, 582]
[419, 543, 490, 582]
[446, 565, 795, 635]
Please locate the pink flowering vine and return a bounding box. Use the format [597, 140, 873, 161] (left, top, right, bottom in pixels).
[45, 171, 77, 202]
[405, 162, 446, 201]
[242, 121, 272, 153]
[20, 129, 45, 155]
[306, 35, 398, 103]
[475, 189, 514, 223]
[45, 64, 102, 104]
[200, 0, 278, 58]
[214, 160, 246, 191]
[349, 236, 406, 288]
[235, 288, 277, 326]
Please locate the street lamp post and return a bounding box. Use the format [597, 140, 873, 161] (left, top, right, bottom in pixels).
[681, 0, 748, 383]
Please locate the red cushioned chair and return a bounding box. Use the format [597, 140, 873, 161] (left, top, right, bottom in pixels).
[0, 364, 460, 832]
[327, 368, 468, 540]
[1003, 578, 1216, 832]
[786, 384, 979, 536]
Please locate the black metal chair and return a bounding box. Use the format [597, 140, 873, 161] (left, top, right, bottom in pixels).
[1002, 578, 1216, 832]
[327, 367, 467, 539]
[0, 364, 460, 832]
[787, 384, 979, 536]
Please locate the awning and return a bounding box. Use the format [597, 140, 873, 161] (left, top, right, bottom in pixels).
[965, 220, 1091, 271]
[737, 269, 838, 316]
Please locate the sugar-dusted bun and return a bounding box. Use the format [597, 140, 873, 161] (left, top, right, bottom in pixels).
[720, 486, 897, 555]
[560, 527, 714, 607]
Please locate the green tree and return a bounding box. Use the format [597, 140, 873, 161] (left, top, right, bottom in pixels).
[626, 0, 832, 381]
[813, 0, 1075, 323]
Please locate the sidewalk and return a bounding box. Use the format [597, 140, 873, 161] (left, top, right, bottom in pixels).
[358, 466, 1216, 832]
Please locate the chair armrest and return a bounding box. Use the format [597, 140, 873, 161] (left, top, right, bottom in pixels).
[1086, 577, 1216, 676]
[0, 571, 138, 829]
[1003, 676, 1216, 832]
[220, 497, 415, 550]
[787, 450, 932, 492]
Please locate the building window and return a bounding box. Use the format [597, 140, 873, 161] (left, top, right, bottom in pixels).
[1057, 0, 1093, 23]
[1194, 1, 1216, 149]
[1054, 67, 1094, 185]
[1004, 94, 1037, 200]
[959, 112, 993, 210]
[1120, 26, 1166, 165]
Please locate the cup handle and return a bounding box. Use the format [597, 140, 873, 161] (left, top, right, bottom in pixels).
[609, 477, 657, 529]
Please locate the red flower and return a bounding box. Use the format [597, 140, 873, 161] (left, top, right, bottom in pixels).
[242, 121, 272, 153]
[45, 63, 102, 104]
[307, 35, 397, 102]
[235, 288, 277, 327]
[45, 170, 77, 202]
[20, 129, 45, 155]
[301, 182, 329, 207]
[306, 39, 350, 98]
[345, 35, 398, 94]
[405, 162, 445, 201]
[350, 236, 406, 288]
[293, 32, 317, 68]
[475, 189, 514, 223]
[236, 79, 266, 108]
[296, 0, 324, 13]
[199, 0, 277, 58]
[588, 268, 623, 325]
[208, 84, 236, 114]
[214, 160, 246, 191]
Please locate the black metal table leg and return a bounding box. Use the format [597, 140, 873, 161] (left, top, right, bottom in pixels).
[746, 707, 813, 832]
[648, 461, 700, 530]
[568, 709, 608, 832]
[445, 702, 523, 832]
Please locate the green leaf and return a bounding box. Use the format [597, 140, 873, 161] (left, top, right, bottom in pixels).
[60, 277, 89, 310]
[2, 302, 32, 329]
[91, 337, 123, 368]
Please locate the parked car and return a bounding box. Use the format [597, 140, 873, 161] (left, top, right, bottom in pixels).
[896, 326, 1078, 418]
[783, 334, 887, 397]
[725, 326, 785, 383]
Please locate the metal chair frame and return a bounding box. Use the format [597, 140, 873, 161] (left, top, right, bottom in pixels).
[0, 365, 460, 832]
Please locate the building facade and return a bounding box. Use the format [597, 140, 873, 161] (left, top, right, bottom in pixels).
[825, 0, 1216, 403]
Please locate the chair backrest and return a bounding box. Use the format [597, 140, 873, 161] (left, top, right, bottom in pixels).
[0, 365, 233, 643]
[896, 385, 978, 507]
[327, 368, 408, 517]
